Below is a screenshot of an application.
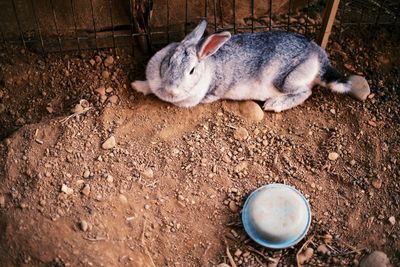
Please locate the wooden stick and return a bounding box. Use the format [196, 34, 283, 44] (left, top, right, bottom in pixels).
[319, 0, 341, 48]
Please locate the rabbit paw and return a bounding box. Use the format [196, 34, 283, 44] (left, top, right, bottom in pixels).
[131, 80, 151, 95]
[263, 90, 311, 112]
[201, 94, 219, 104]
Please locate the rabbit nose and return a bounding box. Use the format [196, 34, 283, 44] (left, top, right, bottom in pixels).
[167, 89, 179, 98]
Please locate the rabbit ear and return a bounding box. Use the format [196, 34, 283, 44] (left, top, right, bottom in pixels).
[182, 19, 208, 44]
[197, 31, 231, 60]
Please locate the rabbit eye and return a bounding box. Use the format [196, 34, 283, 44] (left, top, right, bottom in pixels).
[189, 67, 195, 75]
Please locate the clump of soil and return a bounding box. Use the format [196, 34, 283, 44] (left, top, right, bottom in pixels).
[0, 27, 399, 266]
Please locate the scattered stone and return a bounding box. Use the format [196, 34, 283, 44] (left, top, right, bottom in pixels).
[349, 75, 370, 101]
[104, 55, 114, 67]
[95, 86, 106, 96]
[105, 86, 113, 93]
[94, 55, 102, 63]
[223, 101, 264, 122]
[102, 70, 110, 79]
[350, 159, 356, 166]
[297, 247, 314, 265]
[238, 101, 264, 122]
[228, 201, 238, 213]
[46, 106, 54, 113]
[119, 194, 128, 205]
[142, 168, 154, 179]
[0, 195, 5, 208]
[328, 152, 339, 161]
[388, 216, 396, 225]
[0, 104, 6, 114]
[81, 184, 90, 196]
[61, 184, 73, 195]
[106, 174, 114, 183]
[234, 161, 248, 173]
[108, 95, 119, 104]
[233, 127, 249, 141]
[368, 120, 377, 127]
[372, 179, 382, 189]
[144, 204, 150, 210]
[80, 220, 89, 232]
[89, 59, 95, 66]
[102, 136, 116, 149]
[360, 251, 391, 267]
[322, 233, 333, 244]
[234, 249, 242, 257]
[83, 169, 90, 178]
[317, 244, 329, 254]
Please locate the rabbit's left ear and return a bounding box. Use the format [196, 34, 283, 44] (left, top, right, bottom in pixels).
[197, 31, 231, 60]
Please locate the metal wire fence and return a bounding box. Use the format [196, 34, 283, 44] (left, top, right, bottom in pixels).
[0, 0, 399, 54]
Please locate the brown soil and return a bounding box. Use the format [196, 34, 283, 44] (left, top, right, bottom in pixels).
[0, 27, 399, 266]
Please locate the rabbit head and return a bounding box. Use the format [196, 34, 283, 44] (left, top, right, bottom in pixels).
[155, 20, 231, 104]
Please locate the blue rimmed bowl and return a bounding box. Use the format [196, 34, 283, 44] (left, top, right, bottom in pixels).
[242, 183, 311, 249]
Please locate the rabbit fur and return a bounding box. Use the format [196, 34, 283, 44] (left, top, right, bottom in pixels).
[131, 19, 355, 112]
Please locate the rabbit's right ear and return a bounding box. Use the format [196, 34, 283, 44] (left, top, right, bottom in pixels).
[182, 19, 208, 45]
[197, 31, 231, 60]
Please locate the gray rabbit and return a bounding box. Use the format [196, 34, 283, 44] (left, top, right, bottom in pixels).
[131, 20, 370, 112]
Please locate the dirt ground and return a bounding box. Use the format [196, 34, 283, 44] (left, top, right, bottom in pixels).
[0, 26, 399, 267]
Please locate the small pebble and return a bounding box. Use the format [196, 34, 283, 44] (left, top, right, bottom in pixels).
[102, 70, 110, 79]
[0, 195, 5, 208]
[61, 184, 73, 195]
[80, 220, 89, 232]
[144, 204, 150, 210]
[104, 55, 114, 67]
[119, 194, 128, 205]
[328, 152, 339, 161]
[372, 179, 382, 189]
[317, 244, 329, 254]
[95, 86, 106, 96]
[102, 136, 116, 149]
[95, 55, 102, 63]
[142, 168, 154, 179]
[83, 169, 90, 178]
[105, 86, 113, 93]
[360, 251, 391, 267]
[233, 127, 249, 141]
[388, 216, 395, 225]
[81, 184, 91, 196]
[106, 174, 114, 183]
[108, 95, 119, 104]
[228, 201, 238, 213]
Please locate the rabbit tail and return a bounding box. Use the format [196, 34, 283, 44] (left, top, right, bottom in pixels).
[317, 49, 351, 94]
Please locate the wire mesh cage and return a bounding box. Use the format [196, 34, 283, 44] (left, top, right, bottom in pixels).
[0, 0, 399, 54]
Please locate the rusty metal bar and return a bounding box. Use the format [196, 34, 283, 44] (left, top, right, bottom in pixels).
[108, 0, 116, 52]
[319, 0, 341, 48]
[30, 0, 44, 53]
[185, 0, 188, 34]
[233, 0, 236, 33]
[90, 0, 98, 50]
[251, 0, 254, 32]
[287, 0, 292, 31]
[11, 0, 26, 49]
[219, 0, 224, 29]
[269, 0, 272, 30]
[128, 0, 135, 56]
[70, 0, 80, 51]
[213, 0, 217, 32]
[49, 0, 63, 52]
[204, 0, 208, 18]
[167, 0, 170, 42]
